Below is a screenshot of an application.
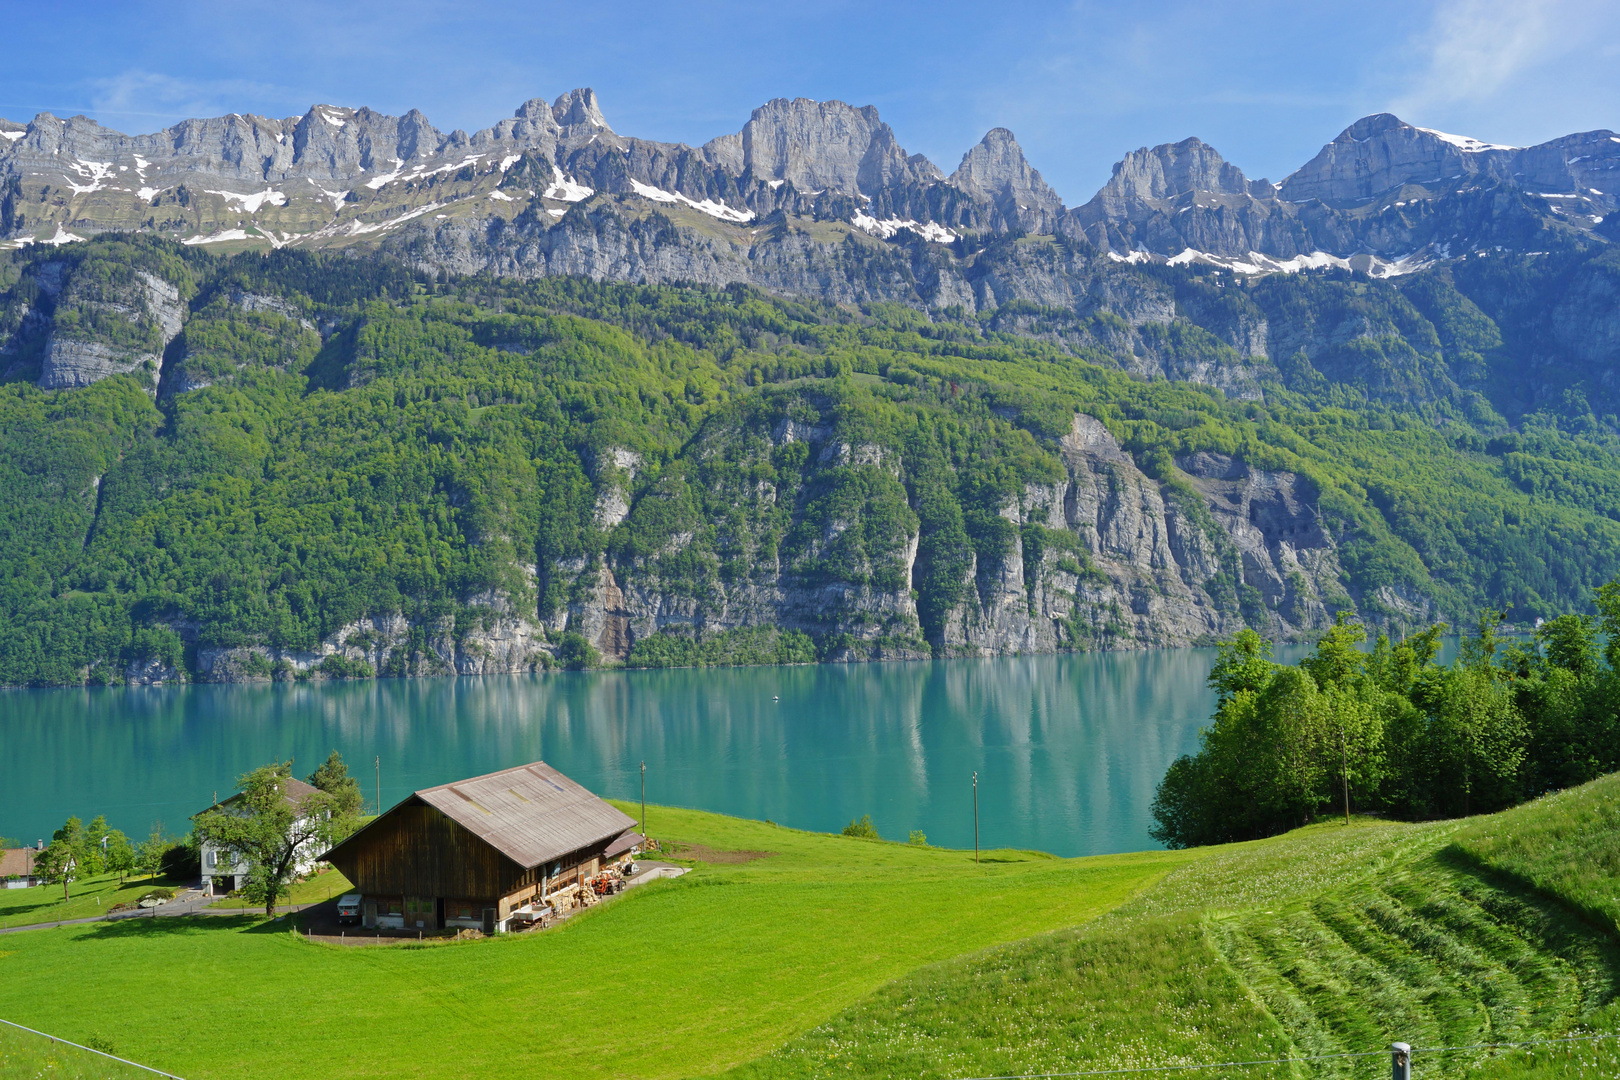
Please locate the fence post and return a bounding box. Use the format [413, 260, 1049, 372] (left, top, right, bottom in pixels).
[1391, 1042, 1411, 1080]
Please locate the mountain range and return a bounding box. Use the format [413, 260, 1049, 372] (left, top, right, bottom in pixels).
[2, 91, 1620, 685]
[4, 89, 1615, 283]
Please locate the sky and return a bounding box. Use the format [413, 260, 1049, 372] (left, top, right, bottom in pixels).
[3, 0, 1617, 204]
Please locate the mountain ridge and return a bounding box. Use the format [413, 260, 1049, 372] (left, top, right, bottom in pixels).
[2, 90, 1612, 286]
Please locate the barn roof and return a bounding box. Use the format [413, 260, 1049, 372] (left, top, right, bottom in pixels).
[329, 761, 636, 871]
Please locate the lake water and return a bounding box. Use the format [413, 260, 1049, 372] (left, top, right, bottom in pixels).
[3, 648, 1318, 858]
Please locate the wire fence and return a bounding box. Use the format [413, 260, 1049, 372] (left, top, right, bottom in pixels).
[955, 1030, 1620, 1080]
[0, 1016, 186, 1079]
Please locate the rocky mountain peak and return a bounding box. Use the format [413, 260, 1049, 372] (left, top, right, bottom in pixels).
[551, 88, 611, 134]
[1277, 113, 1516, 206]
[1094, 137, 1267, 208]
[948, 128, 1064, 232]
[726, 97, 925, 195]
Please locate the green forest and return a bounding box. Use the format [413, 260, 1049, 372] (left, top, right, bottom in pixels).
[4, 235, 1620, 685]
[1151, 595, 1620, 847]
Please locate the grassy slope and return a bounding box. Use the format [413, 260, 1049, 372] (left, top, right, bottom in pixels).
[729, 778, 1620, 1080]
[0, 1024, 156, 1080]
[0, 803, 1188, 1080]
[0, 873, 190, 930]
[4, 783, 1617, 1080]
[206, 866, 354, 910]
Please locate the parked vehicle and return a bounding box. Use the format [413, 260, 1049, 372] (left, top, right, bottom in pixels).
[336, 893, 362, 925]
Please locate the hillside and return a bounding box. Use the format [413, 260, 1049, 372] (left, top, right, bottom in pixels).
[729, 774, 1620, 1079]
[2, 780, 1616, 1080]
[6, 236, 1620, 684]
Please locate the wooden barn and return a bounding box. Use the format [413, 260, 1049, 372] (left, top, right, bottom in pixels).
[321, 761, 639, 934]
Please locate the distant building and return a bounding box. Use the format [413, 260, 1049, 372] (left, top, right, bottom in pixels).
[321, 761, 638, 935]
[195, 776, 328, 896]
[1, 846, 39, 888]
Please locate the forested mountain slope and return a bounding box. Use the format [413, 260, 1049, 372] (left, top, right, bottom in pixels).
[3, 234, 1620, 685]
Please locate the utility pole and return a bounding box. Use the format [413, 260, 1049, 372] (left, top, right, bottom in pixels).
[375, 756, 381, 817]
[1342, 729, 1351, 826]
[973, 771, 979, 865]
[640, 761, 647, 837]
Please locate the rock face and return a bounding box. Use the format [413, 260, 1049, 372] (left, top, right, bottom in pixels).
[715, 97, 938, 195]
[1, 90, 1613, 304]
[1070, 118, 1617, 266]
[196, 591, 554, 683]
[37, 270, 183, 390]
[532, 413, 1351, 669]
[948, 128, 1064, 234]
[1275, 114, 1620, 214]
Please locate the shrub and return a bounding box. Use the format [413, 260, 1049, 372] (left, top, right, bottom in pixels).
[842, 815, 880, 839]
[555, 632, 599, 670]
[159, 842, 198, 880]
[319, 655, 374, 679]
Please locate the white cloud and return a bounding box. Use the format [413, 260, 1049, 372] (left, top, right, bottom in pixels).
[86, 70, 286, 133]
[1393, 0, 1558, 113]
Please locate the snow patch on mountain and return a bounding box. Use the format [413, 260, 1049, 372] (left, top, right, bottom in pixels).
[364, 159, 406, 190]
[66, 160, 116, 195]
[1416, 127, 1518, 152]
[183, 229, 251, 245]
[1164, 247, 1439, 278]
[544, 167, 593, 202]
[628, 179, 754, 223]
[850, 211, 954, 242]
[206, 188, 288, 213]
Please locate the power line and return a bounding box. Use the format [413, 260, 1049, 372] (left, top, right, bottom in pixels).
[0, 1017, 185, 1079]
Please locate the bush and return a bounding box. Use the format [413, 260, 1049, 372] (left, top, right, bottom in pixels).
[842, 815, 880, 839]
[159, 842, 199, 880]
[319, 654, 374, 679]
[555, 632, 599, 670]
[908, 831, 928, 846]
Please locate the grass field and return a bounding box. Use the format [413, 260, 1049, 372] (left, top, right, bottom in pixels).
[0, 873, 187, 930]
[727, 779, 1620, 1080]
[2, 783, 1617, 1080]
[0, 802, 1190, 1080]
[205, 867, 355, 910]
[0, 1022, 162, 1080]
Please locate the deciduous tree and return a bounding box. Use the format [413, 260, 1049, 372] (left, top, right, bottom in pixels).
[193, 762, 338, 916]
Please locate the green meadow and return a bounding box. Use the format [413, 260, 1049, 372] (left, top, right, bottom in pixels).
[2, 780, 1619, 1080]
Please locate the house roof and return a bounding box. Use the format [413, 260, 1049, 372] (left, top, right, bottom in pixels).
[413, 762, 636, 870]
[197, 775, 323, 818]
[0, 848, 35, 877]
[603, 830, 644, 860]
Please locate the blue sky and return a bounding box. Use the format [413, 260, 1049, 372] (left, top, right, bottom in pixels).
[5, 0, 1617, 203]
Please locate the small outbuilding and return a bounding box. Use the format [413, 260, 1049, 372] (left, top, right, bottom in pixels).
[1, 846, 39, 888]
[321, 760, 638, 934]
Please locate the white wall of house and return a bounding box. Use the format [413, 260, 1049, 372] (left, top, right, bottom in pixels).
[200, 816, 326, 896]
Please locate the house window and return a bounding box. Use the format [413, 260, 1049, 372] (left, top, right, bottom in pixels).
[206, 850, 215, 868]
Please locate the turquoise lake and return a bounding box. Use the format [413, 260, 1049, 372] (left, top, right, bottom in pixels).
[4, 648, 1325, 857]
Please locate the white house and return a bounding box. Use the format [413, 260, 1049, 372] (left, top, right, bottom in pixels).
[196, 776, 328, 896]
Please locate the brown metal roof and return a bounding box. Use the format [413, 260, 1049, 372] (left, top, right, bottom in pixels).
[412, 761, 636, 871]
